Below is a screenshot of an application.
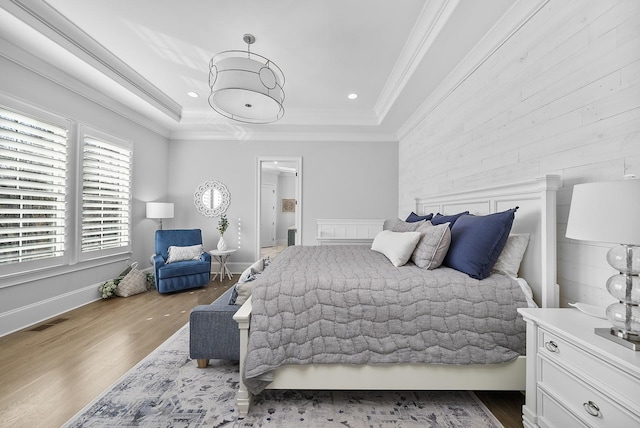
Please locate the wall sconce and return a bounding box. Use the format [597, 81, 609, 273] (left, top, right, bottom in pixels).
[146, 202, 174, 230]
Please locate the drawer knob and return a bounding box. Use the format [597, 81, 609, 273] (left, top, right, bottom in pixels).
[583, 401, 601, 417]
[544, 340, 559, 352]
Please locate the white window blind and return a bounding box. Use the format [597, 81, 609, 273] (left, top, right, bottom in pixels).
[0, 107, 68, 266]
[81, 135, 131, 254]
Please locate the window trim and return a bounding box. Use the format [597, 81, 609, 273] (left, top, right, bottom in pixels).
[0, 95, 133, 288]
[0, 98, 71, 278]
[76, 125, 133, 263]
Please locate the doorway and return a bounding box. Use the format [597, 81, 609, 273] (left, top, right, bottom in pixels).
[256, 157, 302, 260]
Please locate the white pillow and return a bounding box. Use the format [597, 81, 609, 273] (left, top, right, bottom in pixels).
[371, 230, 421, 267]
[166, 244, 203, 264]
[492, 233, 530, 277]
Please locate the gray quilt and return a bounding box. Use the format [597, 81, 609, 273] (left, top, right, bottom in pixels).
[243, 245, 528, 394]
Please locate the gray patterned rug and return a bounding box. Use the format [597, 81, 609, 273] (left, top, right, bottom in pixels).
[64, 324, 504, 427]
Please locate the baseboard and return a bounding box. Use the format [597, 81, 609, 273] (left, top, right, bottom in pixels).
[0, 282, 101, 338]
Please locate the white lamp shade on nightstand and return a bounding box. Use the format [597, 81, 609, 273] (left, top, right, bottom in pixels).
[146, 202, 174, 219]
[566, 179, 640, 245]
[566, 178, 640, 349]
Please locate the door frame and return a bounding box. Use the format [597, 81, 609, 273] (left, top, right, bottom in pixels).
[255, 156, 302, 260]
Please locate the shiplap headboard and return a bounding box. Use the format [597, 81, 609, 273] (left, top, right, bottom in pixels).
[415, 175, 561, 308]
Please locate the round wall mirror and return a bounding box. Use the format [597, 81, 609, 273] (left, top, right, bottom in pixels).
[194, 180, 230, 217]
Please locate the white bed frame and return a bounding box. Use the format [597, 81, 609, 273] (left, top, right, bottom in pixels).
[233, 175, 561, 416]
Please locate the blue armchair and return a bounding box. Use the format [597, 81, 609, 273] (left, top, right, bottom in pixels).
[153, 229, 211, 294]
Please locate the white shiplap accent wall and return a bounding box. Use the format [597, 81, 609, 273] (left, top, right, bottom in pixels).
[399, 0, 640, 308]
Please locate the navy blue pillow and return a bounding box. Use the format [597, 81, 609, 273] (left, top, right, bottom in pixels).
[406, 212, 433, 223]
[443, 208, 517, 280]
[431, 211, 469, 228]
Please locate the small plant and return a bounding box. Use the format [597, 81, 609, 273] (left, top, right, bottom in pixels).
[146, 272, 155, 289]
[99, 277, 121, 299]
[218, 214, 229, 236]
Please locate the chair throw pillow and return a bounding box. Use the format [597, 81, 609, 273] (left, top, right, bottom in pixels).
[411, 221, 452, 269]
[115, 262, 148, 297]
[371, 230, 422, 267]
[443, 208, 518, 280]
[166, 244, 203, 264]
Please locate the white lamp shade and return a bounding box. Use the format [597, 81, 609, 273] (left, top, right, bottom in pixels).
[146, 202, 174, 219]
[566, 179, 640, 245]
[209, 51, 285, 124]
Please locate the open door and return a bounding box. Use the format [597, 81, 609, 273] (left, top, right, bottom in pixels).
[256, 157, 302, 260]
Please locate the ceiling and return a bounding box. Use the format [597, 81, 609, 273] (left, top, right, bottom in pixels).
[0, 0, 515, 140]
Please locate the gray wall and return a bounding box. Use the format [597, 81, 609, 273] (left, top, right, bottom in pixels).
[0, 52, 170, 335]
[165, 139, 399, 272]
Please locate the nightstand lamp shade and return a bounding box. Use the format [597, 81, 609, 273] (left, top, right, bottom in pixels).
[566, 178, 640, 350]
[146, 202, 174, 230]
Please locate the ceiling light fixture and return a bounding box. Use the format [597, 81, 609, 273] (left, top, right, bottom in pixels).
[187, 91, 199, 98]
[348, 93, 358, 100]
[208, 34, 285, 124]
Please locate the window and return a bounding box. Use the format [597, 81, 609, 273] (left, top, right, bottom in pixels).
[0, 99, 133, 282]
[79, 128, 132, 260]
[0, 106, 68, 268]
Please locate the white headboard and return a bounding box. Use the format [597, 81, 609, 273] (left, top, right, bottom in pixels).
[415, 175, 561, 308]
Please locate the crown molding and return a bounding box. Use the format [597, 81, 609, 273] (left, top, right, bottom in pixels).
[397, 0, 550, 140]
[4, 0, 182, 122]
[0, 34, 171, 138]
[180, 107, 381, 128]
[169, 128, 398, 143]
[374, 0, 460, 122]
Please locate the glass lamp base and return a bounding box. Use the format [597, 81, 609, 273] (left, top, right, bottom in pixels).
[595, 327, 640, 351]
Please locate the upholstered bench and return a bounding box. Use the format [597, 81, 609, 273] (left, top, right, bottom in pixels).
[189, 286, 240, 367]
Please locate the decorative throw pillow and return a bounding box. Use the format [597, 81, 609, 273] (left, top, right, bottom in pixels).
[371, 230, 422, 267]
[493, 233, 530, 277]
[166, 244, 203, 264]
[406, 212, 433, 223]
[431, 211, 469, 228]
[411, 221, 452, 269]
[443, 208, 518, 280]
[233, 259, 265, 305]
[391, 219, 425, 232]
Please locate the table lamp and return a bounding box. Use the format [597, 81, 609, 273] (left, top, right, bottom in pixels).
[566, 177, 640, 350]
[146, 202, 174, 230]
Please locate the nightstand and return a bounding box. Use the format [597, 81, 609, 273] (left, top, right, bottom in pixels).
[518, 308, 640, 427]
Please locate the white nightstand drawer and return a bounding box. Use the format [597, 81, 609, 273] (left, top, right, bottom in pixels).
[537, 389, 587, 428]
[539, 356, 640, 427]
[538, 328, 638, 401]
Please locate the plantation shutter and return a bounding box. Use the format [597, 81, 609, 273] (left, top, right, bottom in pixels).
[0, 107, 68, 266]
[81, 136, 131, 254]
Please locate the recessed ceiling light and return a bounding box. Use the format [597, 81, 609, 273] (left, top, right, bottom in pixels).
[347, 93, 358, 100]
[187, 91, 199, 98]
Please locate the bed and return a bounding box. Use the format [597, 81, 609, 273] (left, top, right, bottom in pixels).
[233, 175, 561, 416]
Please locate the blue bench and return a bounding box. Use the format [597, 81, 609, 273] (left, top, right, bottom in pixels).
[189, 286, 240, 367]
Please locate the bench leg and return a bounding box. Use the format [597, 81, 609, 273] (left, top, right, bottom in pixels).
[197, 359, 209, 368]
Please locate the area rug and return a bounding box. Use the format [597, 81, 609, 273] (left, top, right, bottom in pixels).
[64, 324, 504, 428]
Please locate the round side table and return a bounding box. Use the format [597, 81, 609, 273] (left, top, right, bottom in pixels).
[208, 249, 236, 282]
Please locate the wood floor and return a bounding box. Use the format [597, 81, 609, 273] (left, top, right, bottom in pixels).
[0, 276, 524, 428]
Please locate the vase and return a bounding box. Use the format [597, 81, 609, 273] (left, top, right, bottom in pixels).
[217, 235, 228, 251]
